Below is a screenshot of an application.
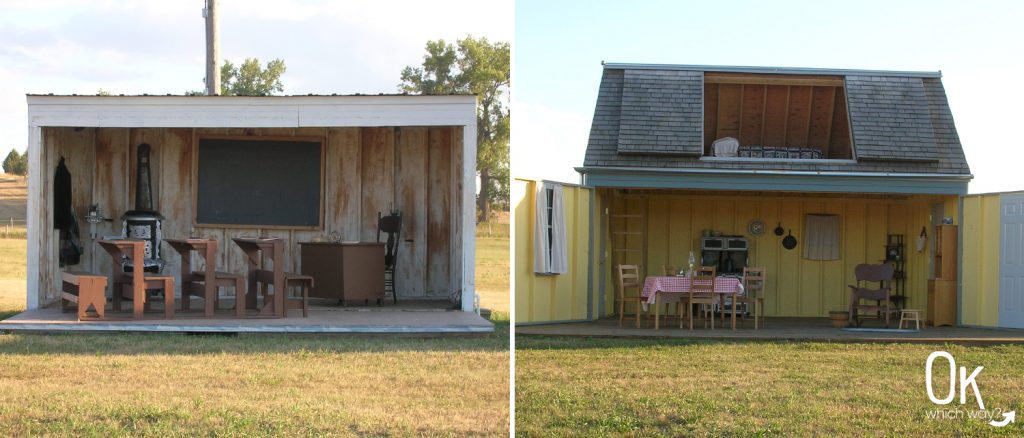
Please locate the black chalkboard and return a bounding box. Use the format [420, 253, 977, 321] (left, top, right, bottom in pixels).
[195, 137, 322, 227]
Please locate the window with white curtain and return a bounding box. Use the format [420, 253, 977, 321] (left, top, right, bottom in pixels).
[534, 182, 568, 274]
[804, 214, 840, 260]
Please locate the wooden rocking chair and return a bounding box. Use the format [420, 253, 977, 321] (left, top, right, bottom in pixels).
[848, 263, 897, 327]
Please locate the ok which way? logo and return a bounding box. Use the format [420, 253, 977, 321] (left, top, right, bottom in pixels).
[925, 351, 1015, 428]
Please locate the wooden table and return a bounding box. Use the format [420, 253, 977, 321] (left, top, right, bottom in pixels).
[97, 239, 174, 319]
[164, 238, 218, 317]
[232, 237, 285, 318]
[641, 276, 744, 330]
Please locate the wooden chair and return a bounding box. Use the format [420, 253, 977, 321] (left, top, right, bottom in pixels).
[377, 211, 402, 305]
[186, 271, 246, 318]
[683, 266, 717, 330]
[848, 263, 897, 327]
[283, 272, 313, 317]
[616, 264, 645, 328]
[119, 274, 175, 319]
[738, 267, 766, 329]
[166, 239, 248, 318]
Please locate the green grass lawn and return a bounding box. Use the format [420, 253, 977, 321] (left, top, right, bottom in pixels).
[0, 234, 511, 436]
[516, 336, 1024, 436]
[477, 235, 510, 313]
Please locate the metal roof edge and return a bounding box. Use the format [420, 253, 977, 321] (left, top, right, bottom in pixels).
[514, 177, 590, 189]
[576, 165, 973, 180]
[601, 62, 943, 78]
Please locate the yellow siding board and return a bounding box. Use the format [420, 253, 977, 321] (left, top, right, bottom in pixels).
[647, 199, 670, 275]
[820, 202, 845, 314]
[961, 194, 1001, 327]
[757, 200, 781, 315]
[776, 199, 801, 314]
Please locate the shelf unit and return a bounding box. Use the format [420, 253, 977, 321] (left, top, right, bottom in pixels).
[883, 234, 906, 310]
[927, 224, 958, 326]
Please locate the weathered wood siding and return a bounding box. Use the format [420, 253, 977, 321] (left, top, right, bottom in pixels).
[36, 126, 462, 304]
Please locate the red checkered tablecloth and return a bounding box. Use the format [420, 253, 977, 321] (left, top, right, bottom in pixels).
[641, 276, 744, 305]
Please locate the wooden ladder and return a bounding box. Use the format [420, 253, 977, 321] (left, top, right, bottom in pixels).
[609, 191, 647, 317]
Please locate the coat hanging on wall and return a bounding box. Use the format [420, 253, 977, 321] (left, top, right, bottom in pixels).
[53, 157, 82, 266]
[53, 157, 71, 230]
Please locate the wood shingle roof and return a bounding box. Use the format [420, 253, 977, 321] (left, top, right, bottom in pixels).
[583, 64, 971, 176]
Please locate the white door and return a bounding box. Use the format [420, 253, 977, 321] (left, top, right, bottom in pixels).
[1000, 194, 1024, 328]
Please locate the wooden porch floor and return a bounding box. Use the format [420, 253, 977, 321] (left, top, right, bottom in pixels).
[0, 299, 493, 334]
[516, 317, 1024, 344]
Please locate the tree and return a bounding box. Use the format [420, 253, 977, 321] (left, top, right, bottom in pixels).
[220, 57, 287, 96]
[185, 58, 287, 96]
[400, 36, 510, 222]
[2, 149, 27, 176]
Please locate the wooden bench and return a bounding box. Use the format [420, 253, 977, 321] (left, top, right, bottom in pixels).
[61, 271, 108, 321]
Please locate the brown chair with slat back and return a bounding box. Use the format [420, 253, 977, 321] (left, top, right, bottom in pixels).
[616, 264, 644, 328]
[738, 267, 766, 329]
[683, 266, 717, 330]
[848, 263, 897, 327]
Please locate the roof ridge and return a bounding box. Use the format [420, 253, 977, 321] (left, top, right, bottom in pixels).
[601, 62, 942, 78]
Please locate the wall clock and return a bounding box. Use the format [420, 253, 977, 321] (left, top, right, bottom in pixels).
[748, 220, 766, 236]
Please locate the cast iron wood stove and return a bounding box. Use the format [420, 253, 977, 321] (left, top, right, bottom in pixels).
[121, 143, 164, 273]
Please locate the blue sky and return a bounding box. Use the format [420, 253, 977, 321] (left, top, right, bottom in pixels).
[0, 0, 512, 165]
[514, 0, 1024, 193]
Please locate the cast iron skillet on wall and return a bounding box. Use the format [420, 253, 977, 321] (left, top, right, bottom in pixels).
[782, 229, 798, 250]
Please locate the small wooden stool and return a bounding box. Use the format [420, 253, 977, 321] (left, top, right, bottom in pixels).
[283, 273, 313, 317]
[899, 309, 923, 330]
[61, 271, 108, 321]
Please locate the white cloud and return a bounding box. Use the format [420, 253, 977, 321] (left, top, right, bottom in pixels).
[512, 101, 590, 184]
[0, 0, 512, 160]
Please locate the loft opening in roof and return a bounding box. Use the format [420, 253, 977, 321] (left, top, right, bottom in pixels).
[703, 72, 853, 160]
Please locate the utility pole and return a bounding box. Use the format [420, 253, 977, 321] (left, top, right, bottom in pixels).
[204, 0, 220, 96]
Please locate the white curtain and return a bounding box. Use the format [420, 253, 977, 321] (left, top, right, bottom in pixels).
[804, 214, 840, 260]
[533, 182, 569, 274]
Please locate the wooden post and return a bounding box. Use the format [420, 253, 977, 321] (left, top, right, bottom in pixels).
[204, 0, 220, 96]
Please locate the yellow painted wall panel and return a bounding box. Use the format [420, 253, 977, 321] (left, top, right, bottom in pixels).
[591, 192, 958, 318]
[513, 179, 594, 323]
[961, 194, 1000, 327]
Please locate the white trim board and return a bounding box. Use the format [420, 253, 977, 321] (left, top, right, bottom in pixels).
[27, 95, 478, 129]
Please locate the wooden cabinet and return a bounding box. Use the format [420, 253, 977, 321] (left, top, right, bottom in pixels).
[928, 225, 958, 326]
[927, 279, 957, 327]
[299, 242, 385, 303]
